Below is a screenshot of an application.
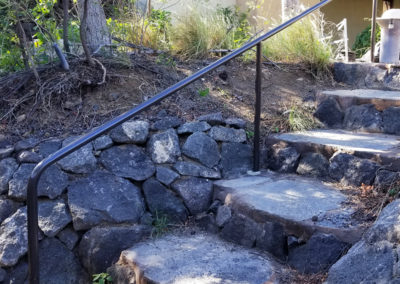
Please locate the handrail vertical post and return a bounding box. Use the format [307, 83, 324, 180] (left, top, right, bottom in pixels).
[27, 177, 40, 284]
[253, 42, 262, 172]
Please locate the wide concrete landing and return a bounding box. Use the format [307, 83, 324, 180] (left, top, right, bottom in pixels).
[214, 172, 362, 243]
[317, 89, 400, 110]
[270, 129, 400, 169]
[114, 233, 278, 284]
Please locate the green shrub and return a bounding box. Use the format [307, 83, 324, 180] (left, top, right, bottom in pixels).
[352, 24, 381, 58]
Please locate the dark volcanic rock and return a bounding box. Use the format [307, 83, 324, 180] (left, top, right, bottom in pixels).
[268, 144, 300, 173]
[296, 153, 329, 178]
[342, 158, 379, 186]
[39, 237, 87, 284]
[256, 222, 287, 260]
[182, 132, 220, 168]
[147, 129, 181, 164]
[0, 146, 14, 159]
[152, 116, 183, 131]
[57, 227, 80, 250]
[14, 138, 39, 152]
[93, 135, 113, 151]
[328, 152, 356, 181]
[17, 150, 43, 163]
[220, 213, 259, 248]
[58, 137, 97, 174]
[109, 120, 149, 144]
[0, 197, 22, 224]
[288, 233, 349, 273]
[177, 121, 211, 134]
[208, 126, 247, 143]
[100, 145, 155, 181]
[343, 104, 383, 132]
[314, 97, 344, 128]
[38, 199, 72, 237]
[197, 112, 225, 126]
[155, 166, 180, 186]
[383, 107, 400, 135]
[225, 118, 246, 129]
[8, 163, 35, 200]
[374, 170, 400, 190]
[79, 225, 151, 275]
[37, 139, 62, 157]
[221, 142, 252, 178]
[38, 165, 69, 199]
[173, 161, 221, 179]
[0, 158, 18, 194]
[68, 171, 145, 230]
[172, 177, 213, 215]
[142, 178, 188, 222]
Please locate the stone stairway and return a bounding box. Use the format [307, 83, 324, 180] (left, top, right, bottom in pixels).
[109, 89, 400, 283]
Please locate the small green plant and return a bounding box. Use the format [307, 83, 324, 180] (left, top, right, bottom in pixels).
[152, 211, 168, 238]
[198, 88, 210, 97]
[388, 185, 400, 197]
[156, 53, 176, 67]
[352, 24, 381, 58]
[93, 272, 113, 284]
[246, 130, 255, 139]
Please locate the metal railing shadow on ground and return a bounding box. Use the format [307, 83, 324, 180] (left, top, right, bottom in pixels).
[26, 0, 333, 282]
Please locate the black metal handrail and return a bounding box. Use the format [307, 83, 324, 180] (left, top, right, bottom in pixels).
[27, 1, 332, 282]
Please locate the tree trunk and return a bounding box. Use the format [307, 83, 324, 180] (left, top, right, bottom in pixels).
[77, 0, 110, 53]
[63, 0, 70, 53]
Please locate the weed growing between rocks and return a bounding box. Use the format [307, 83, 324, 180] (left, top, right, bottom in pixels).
[151, 211, 169, 238]
[284, 105, 320, 132]
[93, 272, 113, 284]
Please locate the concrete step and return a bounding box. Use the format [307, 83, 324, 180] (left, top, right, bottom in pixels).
[213, 172, 365, 274]
[317, 89, 400, 111]
[269, 129, 400, 170]
[110, 232, 280, 284]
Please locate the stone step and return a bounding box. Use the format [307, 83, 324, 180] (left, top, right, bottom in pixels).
[269, 129, 400, 170]
[315, 89, 400, 134]
[110, 232, 280, 284]
[213, 172, 364, 273]
[317, 89, 400, 111]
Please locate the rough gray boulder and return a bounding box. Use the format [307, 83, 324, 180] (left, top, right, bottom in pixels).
[0, 207, 28, 266]
[152, 116, 183, 131]
[14, 138, 39, 152]
[268, 144, 300, 173]
[39, 237, 87, 284]
[329, 152, 356, 181]
[155, 166, 180, 186]
[109, 120, 149, 144]
[225, 118, 246, 129]
[327, 241, 395, 284]
[342, 158, 379, 186]
[68, 171, 145, 230]
[38, 165, 69, 199]
[220, 142, 252, 177]
[215, 205, 232, 227]
[100, 145, 155, 181]
[38, 199, 72, 237]
[0, 146, 14, 159]
[142, 178, 188, 222]
[7, 260, 28, 284]
[57, 227, 79, 250]
[256, 222, 287, 260]
[57, 137, 97, 174]
[296, 153, 329, 178]
[0, 197, 21, 224]
[364, 199, 400, 244]
[343, 104, 383, 132]
[17, 151, 42, 163]
[93, 135, 113, 151]
[288, 233, 349, 273]
[314, 97, 344, 128]
[208, 126, 247, 143]
[374, 170, 399, 190]
[8, 163, 35, 200]
[0, 158, 18, 194]
[220, 213, 259, 248]
[182, 132, 220, 168]
[79, 225, 151, 275]
[147, 129, 181, 164]
[173, 161, 221, 179]
[197, 112, 225, 125]
[383, 107, 400, 135]
[177, 121, 211, 134]
[172, 177, 213, 215]
[37, 139, 62, 157]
